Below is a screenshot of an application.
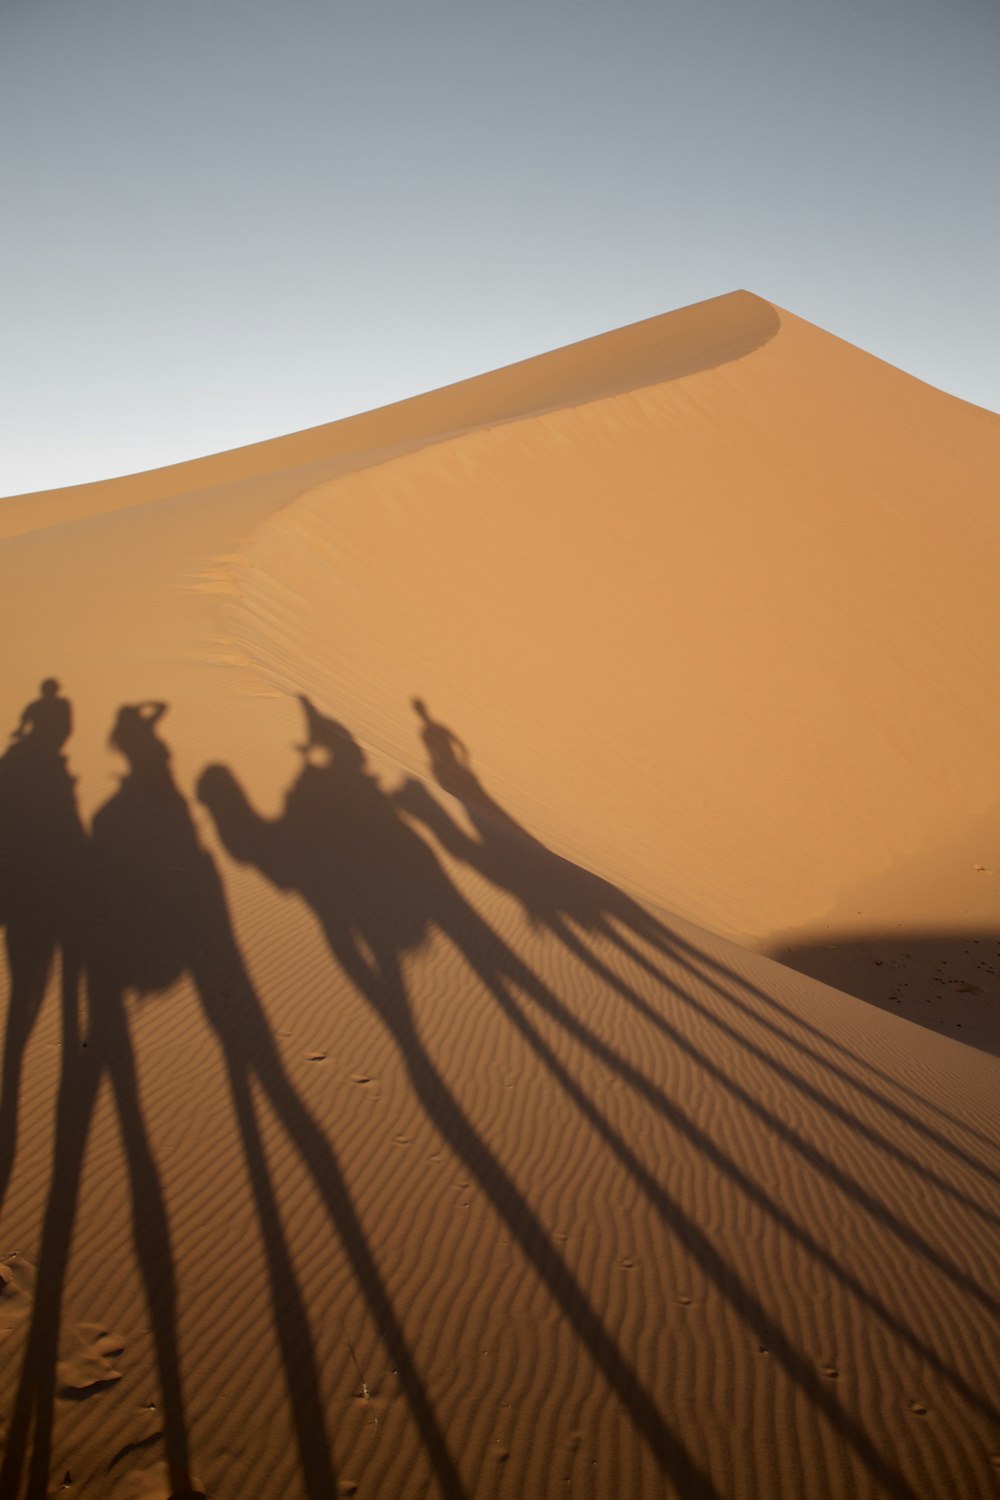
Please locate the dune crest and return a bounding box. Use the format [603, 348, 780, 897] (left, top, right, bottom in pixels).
[0, 290, 778, 541]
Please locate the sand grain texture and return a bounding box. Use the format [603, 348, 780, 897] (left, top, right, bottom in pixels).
[1, 292, 998, 1499]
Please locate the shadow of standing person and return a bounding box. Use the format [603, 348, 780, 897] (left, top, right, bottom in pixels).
[402, 697, 616, 934]
[400, 702, 1000, 1210]
[411, 699, 498, 821]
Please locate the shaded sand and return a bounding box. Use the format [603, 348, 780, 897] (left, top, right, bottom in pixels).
[1, 291, 998, 1499]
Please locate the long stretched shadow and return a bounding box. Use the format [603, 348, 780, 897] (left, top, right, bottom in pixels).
[2, 703, 466, 1500]
[198, 697, 962, 1500]
[99, 704, 463, 1500]
[403, 700, 1000, 1248]
[400, 704, 1000, 1337]
[401, 708, 1000, 1236]
[397, 774, 1000, 1423]
[5, 691, 991, 1498]
[199, 707, 724, 1499]
[398, 710, 999, 1427]
[0, 682, 86, 1213]
[399, 714, 1000, 1284]
[0, 701, 203, 1500]
[406, 700, 1000, 1190]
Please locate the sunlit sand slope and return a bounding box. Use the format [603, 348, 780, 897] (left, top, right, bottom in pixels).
[1, 292, 998, 1500]
[227, 297, 1000, 1043]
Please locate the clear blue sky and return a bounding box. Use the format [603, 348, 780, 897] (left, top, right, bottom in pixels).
[2, 0, 998, 496]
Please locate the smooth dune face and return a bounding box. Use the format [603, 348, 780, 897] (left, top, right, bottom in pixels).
[225, 299, 1000, 1007]
[1, 293, 998, 1500]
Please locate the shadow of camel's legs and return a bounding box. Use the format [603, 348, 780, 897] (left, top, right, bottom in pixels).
[224, 1052, 340, 1500]
[545, 916, 999, 1425]
[332, 934, 722, 1500]
[426, 890, 925, 1500]
[191, 947, 469, 1500]
[99, 984, 195, 1498]
[0, 1050, 100, 1498]
[0, 931, 54, 1210]
[615, 906, 1000, 1163]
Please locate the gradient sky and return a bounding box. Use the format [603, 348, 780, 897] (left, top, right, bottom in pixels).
[2, 0, 998, 496]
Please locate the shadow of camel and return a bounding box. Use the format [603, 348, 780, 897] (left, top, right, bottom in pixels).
[4, 690, 996, 1498]
[1, 701, 203, 1500]
[1, 703, 464, 1500]
[198, 702, 722, 1498]
[197, 694, 990, 1500]
[0, 689, 86, 1215]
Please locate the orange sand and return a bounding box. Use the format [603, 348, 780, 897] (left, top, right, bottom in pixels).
[1, 292, 997, 1498]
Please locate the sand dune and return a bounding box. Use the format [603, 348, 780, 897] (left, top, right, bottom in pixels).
[1, 292, 998, 1498]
